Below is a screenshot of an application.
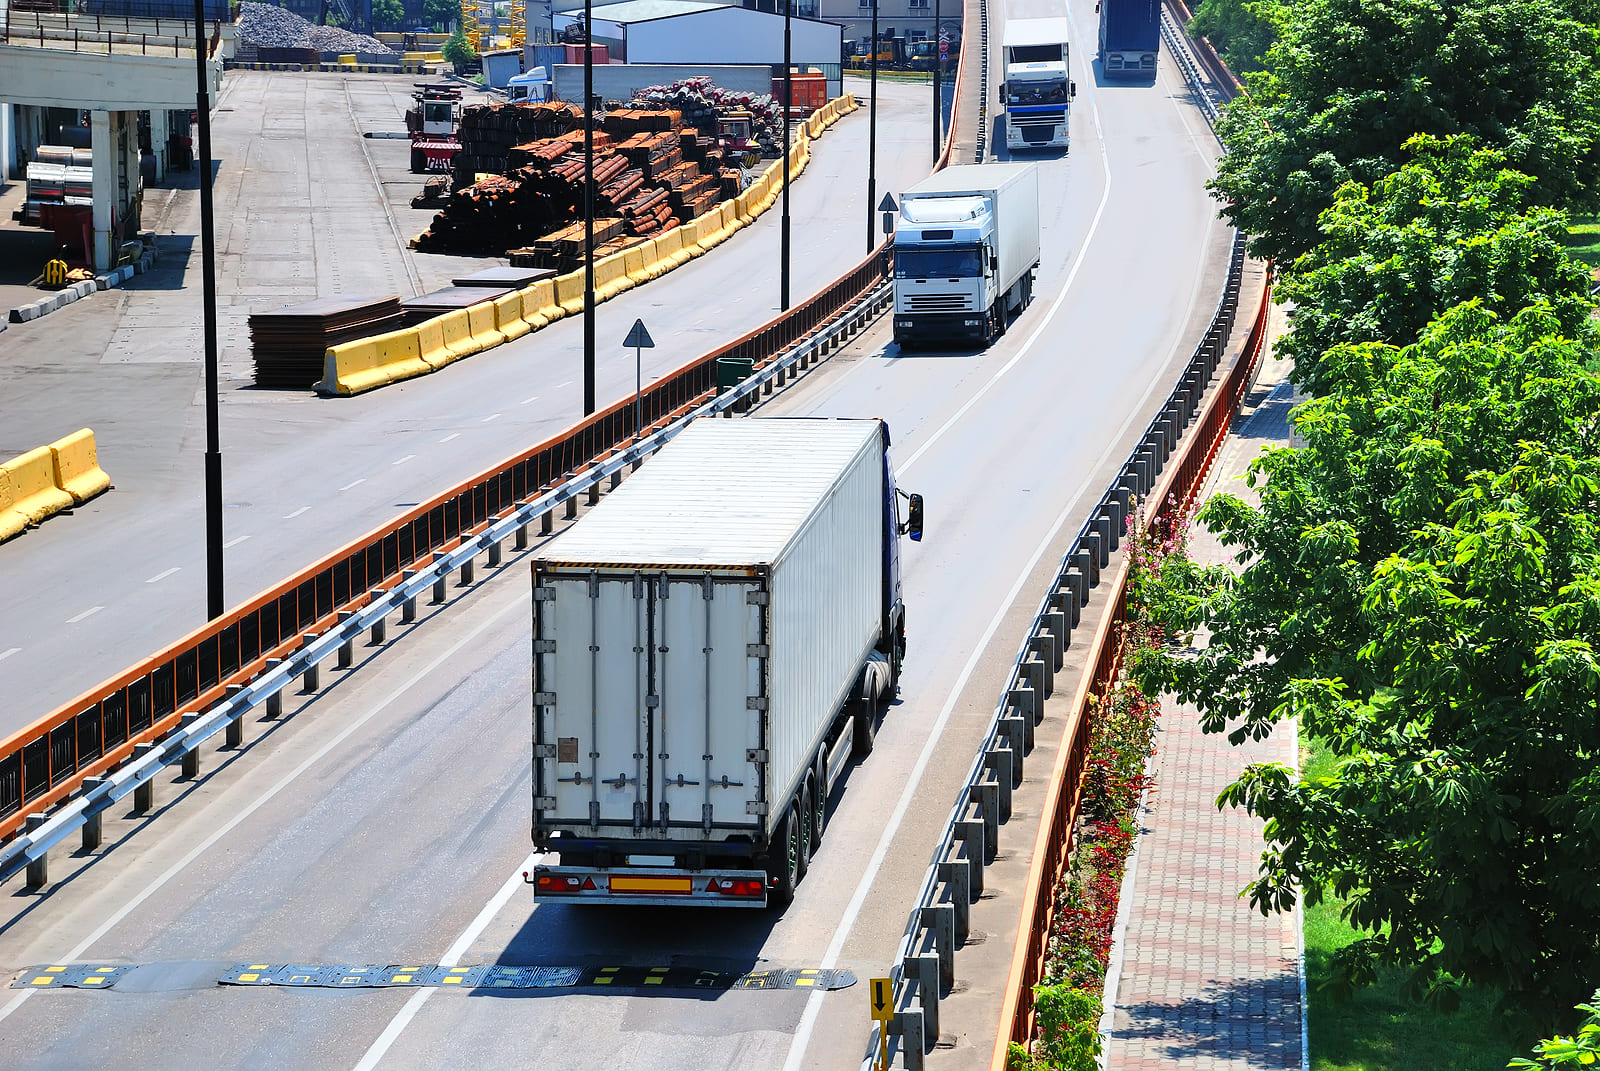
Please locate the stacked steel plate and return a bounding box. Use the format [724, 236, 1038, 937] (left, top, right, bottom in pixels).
[249, 296, 404, 388]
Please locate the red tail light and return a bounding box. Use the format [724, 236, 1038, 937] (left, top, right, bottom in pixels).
[707, 878, 764, 897]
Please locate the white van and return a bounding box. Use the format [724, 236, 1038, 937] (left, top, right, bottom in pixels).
[507, 67, 550, 104]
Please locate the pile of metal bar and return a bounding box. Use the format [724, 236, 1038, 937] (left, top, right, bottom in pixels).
[248, 296, 404, 389]
[452, 101, 585, 186]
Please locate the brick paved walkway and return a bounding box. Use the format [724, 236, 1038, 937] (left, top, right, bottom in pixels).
[1104, 333, 1307, 1070]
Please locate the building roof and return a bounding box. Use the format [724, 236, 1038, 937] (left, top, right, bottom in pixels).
[583, 0, 732, 23]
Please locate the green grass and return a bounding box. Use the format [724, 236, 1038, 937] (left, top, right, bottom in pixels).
[1562, 214, 1600, 271]
[1298, 738, 1533, 1071]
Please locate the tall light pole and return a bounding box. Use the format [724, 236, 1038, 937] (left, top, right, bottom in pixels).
[192, 0, 223, 619]
[582, 3, 596, 415]
[866, 0, 878, 253]
[932, 0, 941, 164]
[780, 0, 791, 310]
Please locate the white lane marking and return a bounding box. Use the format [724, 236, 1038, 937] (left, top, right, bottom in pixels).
[0, 647, 20, 663]
[785, 45, 1119, 1071]
[553, 379, 573, 389]
[145, 567, 181, 584]
[392, 454, 415, 466]
[66, 606, 104, 624]
[438, 433, 460, 444]
[284, 506, 311, 519]
[520, 395, 539, 405]
[481, 413, 501, 423]
[0, 593, 530, 1030]
[339, 478, 366, 492]
[353, 852, 541, 1071]
[224, 536, 250, 549]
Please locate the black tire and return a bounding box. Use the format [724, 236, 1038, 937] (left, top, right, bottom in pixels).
[810, 757, 828, 851]
[768, 806, 801, 907]
[852, 695, 877, 759]
[797, 782, 813, 880]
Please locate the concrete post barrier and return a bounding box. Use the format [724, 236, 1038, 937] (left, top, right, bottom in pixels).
[466, 301, 506, 350]
[416, 319, 453, 369]
[523, 278, 559, 326]
[894, 1008, 925, 1070]
[938, 856, 971, 943]
[493, 292, 532, 341]
[904, 952, 940, 1040]
[987, 746, 1014, 818]
[921, 903, 956, 988]
[971, 781, 1000, 864]
[556, 270, 586, 316]
[438, 308, 481, 361]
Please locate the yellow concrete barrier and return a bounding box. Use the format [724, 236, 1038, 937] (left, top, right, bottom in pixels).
[523, 278, 561, 328]
[624, 244, 652, 284]
[48, 429, 111, 505]
[655, 228, 691, 270]
[556, 270, 586, 315]
[467, 302, 506, 350]
[493, 292, 532, 341]
[3, 445, 75, 527]
[438, 308, 481, 361]
[0, 466, 23, 541]
[416, 319, 453, 369]
[317, 331, 432, 395]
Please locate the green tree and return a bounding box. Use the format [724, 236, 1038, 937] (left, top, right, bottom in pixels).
[1510, 992, 1600, 1067]
[371, 0, 404, 30]
[1138, 298, 1600, 1026]
[423, 0, 457, 31]
[441, 26, 476, 66]
[1276, 135, 1597, 395]
[1187, 0, 1280, 74]
[1210, 0, 1600, 265]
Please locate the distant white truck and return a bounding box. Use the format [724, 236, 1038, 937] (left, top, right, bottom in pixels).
[529, 417, 923, 908]
[892, 162, 1042, 348]
[1002, 17, 1074, 152]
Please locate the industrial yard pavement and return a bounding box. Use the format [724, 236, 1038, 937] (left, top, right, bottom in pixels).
[1104, 302, 1307, 1071]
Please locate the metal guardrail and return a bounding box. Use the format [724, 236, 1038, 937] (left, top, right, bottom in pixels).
[1159, 6, 1222, 125]
[0, 243, 895, 873]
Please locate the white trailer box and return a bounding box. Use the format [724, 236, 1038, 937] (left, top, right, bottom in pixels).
[532, 418, 891, 902]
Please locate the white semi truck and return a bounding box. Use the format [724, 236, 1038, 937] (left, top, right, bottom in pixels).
[1002, 17, 1074, 152]
[528, 417, 923, 908]
[892, 162, 1042, 348]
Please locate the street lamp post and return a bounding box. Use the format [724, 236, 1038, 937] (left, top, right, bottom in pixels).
[932, 0, 942, 164]
[582, 1, 596, 416]
[867, 0, 878, 253]
[191, 0, 223, 619]
[780, 0, 791, 311]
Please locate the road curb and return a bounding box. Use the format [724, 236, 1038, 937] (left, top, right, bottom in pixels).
[7, 249, 157, 324]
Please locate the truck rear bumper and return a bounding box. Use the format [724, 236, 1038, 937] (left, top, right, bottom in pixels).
[893, 312, 989, 347]
[529, 865, 770, 907]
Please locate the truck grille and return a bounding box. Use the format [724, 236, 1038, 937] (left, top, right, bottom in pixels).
[905, 294, 973, 312]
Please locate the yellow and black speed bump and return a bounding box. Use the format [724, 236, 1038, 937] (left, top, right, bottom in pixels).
[218, 963, 854, 992]
[14, 965, 132, 989]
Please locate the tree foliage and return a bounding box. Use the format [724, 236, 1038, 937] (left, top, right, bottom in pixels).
[1210, 0, 1600, 264]
[371, 0, 403, 31]
[1510, 991, 1600, 1067]
[422, 0, 456, 31]
[1276, 135, 1597, 394]
[1187, 0, 1281, 74]
[441, 26, 476, 65]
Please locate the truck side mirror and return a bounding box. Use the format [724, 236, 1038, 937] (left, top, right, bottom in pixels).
[990, 254, 999, 272]
[907, 494, 924, 541]
[998, 82, 1005, 98]
[1071, 81, 1078, 97]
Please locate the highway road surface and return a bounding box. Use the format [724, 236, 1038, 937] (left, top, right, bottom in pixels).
[0, 0, 1228, 1065]
[0, 72, 934, 734]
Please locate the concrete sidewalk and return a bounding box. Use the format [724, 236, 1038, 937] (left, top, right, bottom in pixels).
[1104, 309, 1307, 1071]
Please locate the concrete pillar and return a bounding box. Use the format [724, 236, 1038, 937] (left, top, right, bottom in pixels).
[148, 107, 168, 181]
[91, 111, 115, 271]
[0, 102, 13, 181]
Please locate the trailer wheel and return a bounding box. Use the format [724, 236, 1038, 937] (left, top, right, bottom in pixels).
[768, 806, 801, 907]
[852, 695, 877, 759]
[797, 782, 814, 879]
[810, 756, 828, 850]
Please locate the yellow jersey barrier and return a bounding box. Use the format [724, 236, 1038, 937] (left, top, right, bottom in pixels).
[1, 429, 112, 541]
[319, 93, 859, 396]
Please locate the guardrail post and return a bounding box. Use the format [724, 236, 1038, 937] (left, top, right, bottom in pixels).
[1045, 599, 1069, 661]
[1008, 685, 1036, 746]
[133, 743, 156, 812]
[1070, 553, 1094, 595]
[180, 713, 200, 778]
[369, 591, 388, 645]
[25, 813, 47, 888]
[1083, 533, 1103, 583]
[488, 539, 503, 568]
[264, 658, 285, 718]
[587, 481, 600, 505]
[541, 510, 554, 534]
[225, 684, 246, 748]
[1028, 637, 1054, 698]
[937, 857, 971, 943]
[921, 903, 956, 988]
[957, 817, 986, 896]
[903, 952, 940, 1041]
[892, 1007, 925, 1070]
[515, 523, 529, 551]
[1103, 500, 1123, 552]
[970, 781, 999, 864]
[459, 539, 476, 586]
[609, 470, 622, 491]
[338, 610, 357, 668]
[432, 566, 448, 603]
[1092, 516, 1111, 567]
[1022, 652, 1048, 707]
[81, 777, 107, 850]
[301, 634, 321, 691]
[564, 495, 578, 519]
[987, 744, 1014, 815]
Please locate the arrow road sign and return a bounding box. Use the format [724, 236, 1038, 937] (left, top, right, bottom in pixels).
[622, 319, 655, 349]
[870, 976, 892, 1020]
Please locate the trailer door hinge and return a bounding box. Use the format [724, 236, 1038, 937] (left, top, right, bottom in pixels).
[533, 639, 556, 653]
[534, 691, 557, 706]
[533, 795, 556, 810]
[746, 697, 768, 711]
[745, 590, 769, 606]
[533, 743, 556, 759]
[746, 643, 769, 659]
[745, 801, 769, 816]
[533, 587, 555, 602]
[746, 748, 768, 764]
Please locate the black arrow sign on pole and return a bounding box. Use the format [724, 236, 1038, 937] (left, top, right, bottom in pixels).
[625, 318, 655, 439]
[878, 192, 897, 237]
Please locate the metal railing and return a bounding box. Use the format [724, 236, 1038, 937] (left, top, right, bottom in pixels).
[0, 244, 894, 866]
